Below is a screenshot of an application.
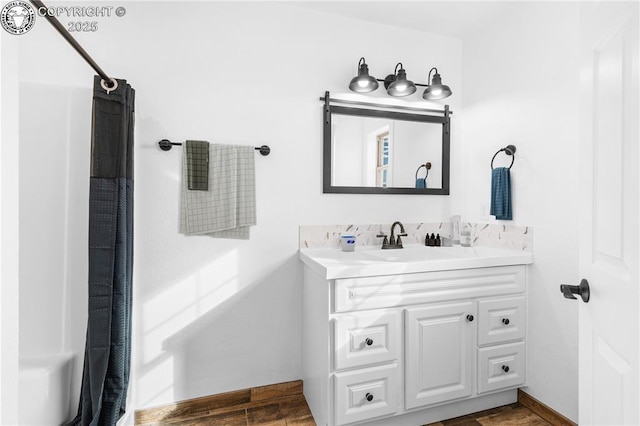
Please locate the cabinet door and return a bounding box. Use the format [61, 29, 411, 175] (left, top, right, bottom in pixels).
[405, 301, 475, 410]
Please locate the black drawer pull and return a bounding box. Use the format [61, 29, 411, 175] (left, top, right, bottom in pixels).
[365, 393, 374, 402]
[502, 365, 510, 373]
[466, 314, 474, 322]
[365, 338, 373, 346]
[502, 318, 510, 325]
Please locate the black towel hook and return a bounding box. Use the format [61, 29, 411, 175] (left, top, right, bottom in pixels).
[491, 145, 517, 170]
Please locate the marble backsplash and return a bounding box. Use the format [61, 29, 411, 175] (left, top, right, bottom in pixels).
[299, 222, 532, 251]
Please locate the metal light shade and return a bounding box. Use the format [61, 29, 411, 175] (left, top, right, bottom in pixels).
[386, 65, 416, 97]
[349, 58, 379, 93]
[423, 69, 452, 100]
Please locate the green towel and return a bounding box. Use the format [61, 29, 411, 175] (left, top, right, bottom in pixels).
[490, 167, 512, 220]
[186, 140, 209, 191]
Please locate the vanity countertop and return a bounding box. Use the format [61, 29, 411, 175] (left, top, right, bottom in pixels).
[299, 244, 533, 279]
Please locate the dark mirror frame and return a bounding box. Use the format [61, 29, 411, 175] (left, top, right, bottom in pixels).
[322, 93, 451, 195]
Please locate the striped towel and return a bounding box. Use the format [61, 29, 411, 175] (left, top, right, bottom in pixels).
[490, 167, 512, 220]
[180, 143, 256, 239]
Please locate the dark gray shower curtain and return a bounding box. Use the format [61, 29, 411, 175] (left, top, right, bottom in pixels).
[69, 76, 134, 426]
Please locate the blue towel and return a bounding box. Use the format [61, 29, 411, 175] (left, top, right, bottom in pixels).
[415, 178, 426, 188]
[490, 167, 512, 220]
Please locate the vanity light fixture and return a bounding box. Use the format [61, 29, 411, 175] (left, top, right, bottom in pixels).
[422, 67, 453, 100]
[348, 57, 379, 93]
[385, 62, 417, 97]
[348, 58, 452, 100]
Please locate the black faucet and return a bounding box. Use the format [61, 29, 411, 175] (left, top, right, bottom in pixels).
[377, 221, 408, 249]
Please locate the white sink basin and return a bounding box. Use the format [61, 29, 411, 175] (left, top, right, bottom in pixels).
[364, 246, 463, 262]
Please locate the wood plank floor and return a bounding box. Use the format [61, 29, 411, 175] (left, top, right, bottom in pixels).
[135, 380, 555, 425]
[135, 381, 315, 425]
[162, 401, 550, 425]
[166, 393, 315, 425]
[425, 402, 551, 426]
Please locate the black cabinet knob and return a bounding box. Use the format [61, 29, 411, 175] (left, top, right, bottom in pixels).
[502, 365, 510, 373]
[466, 314, 474, 322]
[502, 318, 510, 325]
[365, 393, 374, 402]
[365, 338, 373, 346]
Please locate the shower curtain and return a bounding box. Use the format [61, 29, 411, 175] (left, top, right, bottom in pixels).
[69, 76, 135, 426]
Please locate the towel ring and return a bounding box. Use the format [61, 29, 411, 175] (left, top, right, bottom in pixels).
[415, 162, 431, 183]
[415, 162, 431, 180]
[491, 145, 517, 170]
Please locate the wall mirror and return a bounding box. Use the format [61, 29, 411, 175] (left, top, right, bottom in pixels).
[322, 92, 451, 195]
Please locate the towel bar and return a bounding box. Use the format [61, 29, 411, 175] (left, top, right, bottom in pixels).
[158, 139, 270, 156]
[491, 145, 516, 170]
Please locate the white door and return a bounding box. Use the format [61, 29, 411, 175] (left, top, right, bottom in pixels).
[579, 2, 639, 424]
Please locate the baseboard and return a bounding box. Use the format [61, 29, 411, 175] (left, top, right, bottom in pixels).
[517, 389, 577, 426]
[134, 380, 303, 425]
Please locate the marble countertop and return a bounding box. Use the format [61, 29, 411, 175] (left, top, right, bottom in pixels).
[299, 244, 534, 279]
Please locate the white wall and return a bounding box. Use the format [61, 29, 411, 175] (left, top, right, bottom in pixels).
[460, 2, 580, 421]
[15, 2, 462, 420]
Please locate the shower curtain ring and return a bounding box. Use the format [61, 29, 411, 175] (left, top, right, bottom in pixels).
[100, 78, 118, 94]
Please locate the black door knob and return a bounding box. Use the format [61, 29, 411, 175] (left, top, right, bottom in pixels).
[502, 318, 510, 325]
[365, 393, 374, 402]
[560, 279, 590, 303]
[365, 338, 373, 346]
[502, 365, 510, 373]
[466, 314, 474, 322]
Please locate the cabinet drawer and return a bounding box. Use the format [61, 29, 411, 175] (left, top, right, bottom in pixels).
[334, 266, 526, 312]
[334, 363, 399, 425]
[334, 309, 400, 370]
[478, 296, 526, 346]
[477, 341, 526, 394]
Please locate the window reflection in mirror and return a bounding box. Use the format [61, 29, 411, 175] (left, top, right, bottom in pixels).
[376, 129, 389, 187]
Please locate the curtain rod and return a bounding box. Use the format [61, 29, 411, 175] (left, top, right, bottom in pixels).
[29, 0, 115, 88]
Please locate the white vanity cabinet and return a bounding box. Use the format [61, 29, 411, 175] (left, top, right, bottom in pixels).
[301, 253, 530, 426]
